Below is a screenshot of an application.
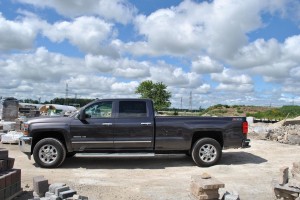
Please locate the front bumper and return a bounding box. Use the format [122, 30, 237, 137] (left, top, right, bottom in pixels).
[19, 136, 32, 159]
[242, 139, 251, 148]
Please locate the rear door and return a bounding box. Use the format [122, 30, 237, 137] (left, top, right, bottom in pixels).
[70, 101, 115, 150]
[113, 100, 154, 150]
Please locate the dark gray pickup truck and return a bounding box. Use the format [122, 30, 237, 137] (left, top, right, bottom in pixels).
[19, 98, 250, 168]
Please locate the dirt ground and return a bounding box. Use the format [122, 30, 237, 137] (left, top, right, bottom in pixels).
[1, 139, 300, 200]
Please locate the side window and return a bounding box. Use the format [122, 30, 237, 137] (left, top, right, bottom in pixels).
[85, 101, 112, 118]
[118, 101, 148, 118]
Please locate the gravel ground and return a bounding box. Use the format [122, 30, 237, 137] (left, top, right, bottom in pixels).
[1, 139, 300, 200]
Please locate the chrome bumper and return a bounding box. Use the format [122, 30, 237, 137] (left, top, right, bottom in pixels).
[19, 136, 32, 159]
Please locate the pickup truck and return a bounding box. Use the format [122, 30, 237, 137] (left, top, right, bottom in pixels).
[19, 99, 250, 168]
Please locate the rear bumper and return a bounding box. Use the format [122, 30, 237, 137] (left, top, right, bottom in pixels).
[242, 139, 251, 148]
[19, 136, 32, 159]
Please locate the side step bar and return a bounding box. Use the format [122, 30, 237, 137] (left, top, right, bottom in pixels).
[75, 153, 155, 157]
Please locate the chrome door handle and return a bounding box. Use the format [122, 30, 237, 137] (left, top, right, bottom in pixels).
[141, 122, 151, 125]
[102, 123, 113, 126]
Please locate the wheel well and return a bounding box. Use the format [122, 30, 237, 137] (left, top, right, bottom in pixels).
[31, 132, 66, 154]
[191, 131, 223, 150]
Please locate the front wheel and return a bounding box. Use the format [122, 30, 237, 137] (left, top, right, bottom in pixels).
[191, 138, 222, 167]
[33, 138, 66, 168]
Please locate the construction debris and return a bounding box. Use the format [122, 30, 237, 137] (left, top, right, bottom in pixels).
[249, 117, 300, 145]
[0, 148, 22, 200]
[1, 131, 23, 144]
[273, 162, 300, 199]
[30, 177, 88, 200]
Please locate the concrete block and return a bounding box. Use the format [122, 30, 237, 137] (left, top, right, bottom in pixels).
[59, 189, 77, 199]
[0, 188, 4, 200]
[9, 170, 17, 184]
[191, 175, 225, 191]
[45, 191, 55, 197]
[7, 158, 15, 169]
[0, 160, 7, 172]
[49, 183, 66, 193]
[288, 178, 300, 189]
[15, 168, 21, 182]
[33, 176, 49, 196]
[224, 194, 240, 200]
[0, 175, 5, 189]
[5, 185, 11, 199]
[72, 194, 88, 200]
[0, 149, 8, 160]
[279, 166, 289, 185]
[190, 182, 219, 196]
[49, 195, 61, 200]
[54, 186, 70, 196]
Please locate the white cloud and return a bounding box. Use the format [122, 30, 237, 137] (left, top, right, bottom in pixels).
[128, 0, 286, 59]
[17, 0, 137, 24]
[0, 13, 38, 51]
[43, 16, 118, 56]
[191, 56, 223, 74]
[211, 68, 252, 85]
[85, 55, 150, 78]
[216, 83, 254, 92]
[149, 63, 202, 88]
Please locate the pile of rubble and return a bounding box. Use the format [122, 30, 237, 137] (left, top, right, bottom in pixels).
[30, 176, 88, 200]
[0, 148, 22, 199]
[249, 117, 300, 145]
[273, 162, 300, 199]
[0, 120, 23, 144]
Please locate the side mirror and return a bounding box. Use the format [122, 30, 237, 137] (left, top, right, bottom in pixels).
[78, 109, 86, 121]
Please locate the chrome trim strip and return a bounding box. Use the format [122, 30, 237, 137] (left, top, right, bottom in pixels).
[72, 141, 113, 144]
[114, 141, 152, 144]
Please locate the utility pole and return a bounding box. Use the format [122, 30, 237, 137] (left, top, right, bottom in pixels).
[189, 91, 192, 111]
[65, 83, 69, 105]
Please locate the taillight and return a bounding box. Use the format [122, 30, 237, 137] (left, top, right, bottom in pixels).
[242, 121, 248, 134]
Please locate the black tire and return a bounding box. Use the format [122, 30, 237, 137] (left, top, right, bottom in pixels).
[191, 138, 222, 167]
[33, 138, 66, 168]
[66, 152, 76, 158]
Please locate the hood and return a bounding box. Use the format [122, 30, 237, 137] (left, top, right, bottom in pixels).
[27, 116, 73, 124]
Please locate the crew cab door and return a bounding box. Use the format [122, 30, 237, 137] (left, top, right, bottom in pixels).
[113, 100, 154, 150]
[70, 101, 115, 150]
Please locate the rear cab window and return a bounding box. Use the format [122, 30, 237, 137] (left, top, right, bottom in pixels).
[118, 101, 148, 118]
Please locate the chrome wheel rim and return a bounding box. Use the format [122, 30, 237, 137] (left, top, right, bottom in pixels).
[199, 144, 217, 162]
[39, 144, 58, 164]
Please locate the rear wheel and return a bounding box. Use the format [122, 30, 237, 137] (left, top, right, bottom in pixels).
[191, 138, 222, 167]
[33, 138, 66, 168]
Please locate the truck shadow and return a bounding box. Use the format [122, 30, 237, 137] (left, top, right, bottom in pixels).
[58, 151, 267, 169]
[219, 151, 267, 165]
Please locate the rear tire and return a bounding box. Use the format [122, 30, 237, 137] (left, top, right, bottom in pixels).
[191, 138, 222, 167]
[33, 138, 66, 168]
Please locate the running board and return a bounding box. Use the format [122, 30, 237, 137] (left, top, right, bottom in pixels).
[75, 153, 155, 157]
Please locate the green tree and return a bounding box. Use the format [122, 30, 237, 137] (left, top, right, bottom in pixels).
[135, 80, 171, 111]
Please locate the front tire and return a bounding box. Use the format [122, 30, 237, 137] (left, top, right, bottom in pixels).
[33, 138, 66, 168]
[191, 138, 222, 167]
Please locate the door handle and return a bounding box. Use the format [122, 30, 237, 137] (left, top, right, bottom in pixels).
[102, 123, 113, 126]
[141, 122, 152, 125]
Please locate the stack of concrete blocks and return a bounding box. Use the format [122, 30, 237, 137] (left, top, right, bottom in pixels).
[0, 148, 22, 199]
[273, 163, 300, 200]
[0, 98, 19, 121]
[190, 173, 225, 200]
[31, 177, 88, 200]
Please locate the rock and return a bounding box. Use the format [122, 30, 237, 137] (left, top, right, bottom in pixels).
[200, 173, 211, 179]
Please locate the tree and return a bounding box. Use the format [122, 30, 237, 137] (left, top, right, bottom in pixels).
[135, 80, 171, 111]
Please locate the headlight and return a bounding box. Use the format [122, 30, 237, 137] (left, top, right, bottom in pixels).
[22, 122, 29, 136]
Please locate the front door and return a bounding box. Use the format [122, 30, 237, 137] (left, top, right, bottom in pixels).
[70, 101, 115, 151]
[114, 100, 154, 150]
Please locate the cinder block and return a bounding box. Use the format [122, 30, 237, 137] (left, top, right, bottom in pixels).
[15, 168, 21, 182]
[279, 166, 289, 185]
[33, 176, 49, 196]
[5, 173, 12, 187]
[0, 175, 5, 189]
[9, 170, 17, 184]
[55, 186, 70, 196]
[49, 183, 66, 193]
[0, 149, 8, 160]
[59, 189, 77, 199]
